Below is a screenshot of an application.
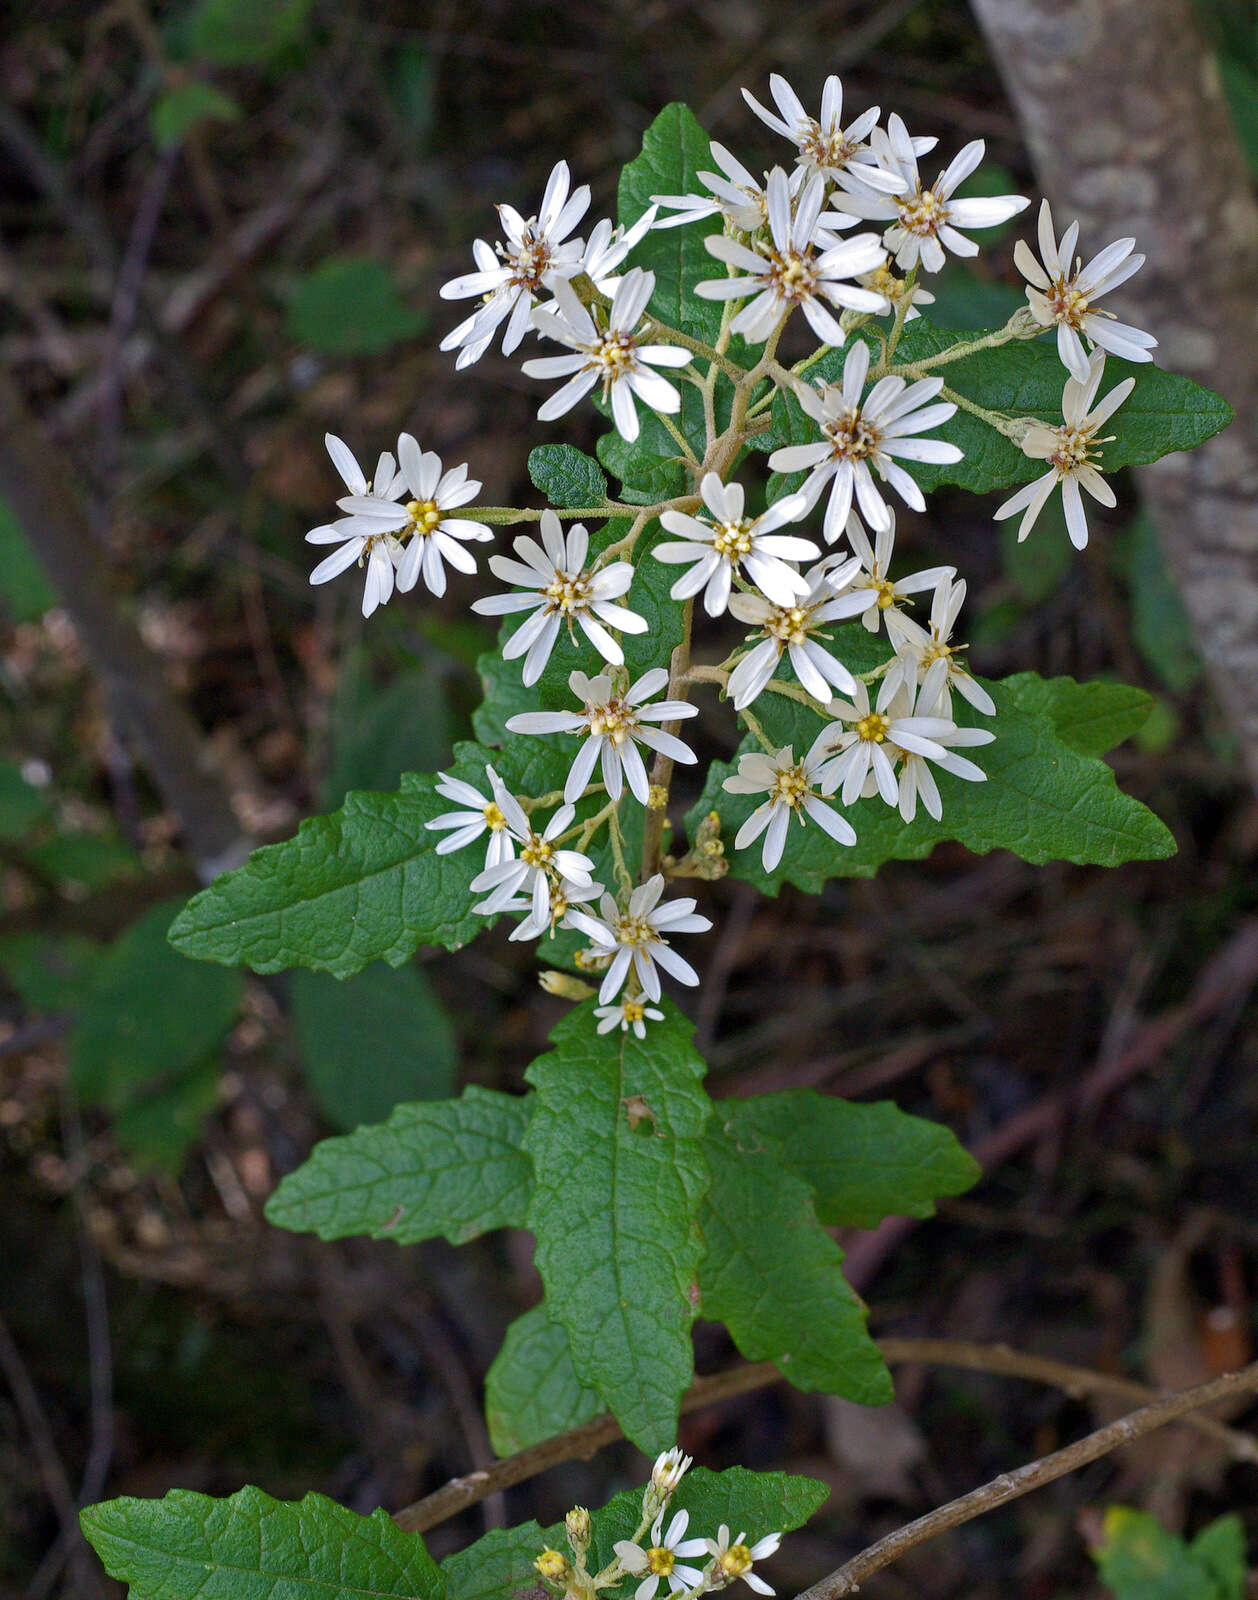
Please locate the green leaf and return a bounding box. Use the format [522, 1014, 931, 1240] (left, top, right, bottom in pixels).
[286, 257, 425, 356]
[485, 1304, 604, 1455]
[1219, 54, 1258, 180]
[998, 672, 1153, 758]
[761, 320, 1233, 497]
[698, 1128, 891, 1403]
[81, 1485, 443, 1600]
[0, 931, 102, 1013]
[687, 659, 1175, 891]
[721, 1091, 979, 1227]
[388, 44, 437, 152]
[1118, 515, 1202, 692]
[586, 1466, 830, 1575]
[1094, 1507, 1245, 1600]
[618, 103, 723, 345]
[442, 1524, 560, 1600]
[0, 497, 57, 621]
[114, 1057, 223, 1173]
[292, 963, 457, 1130]
[150, 82, 241, 148]
[528, 444, 609, 509]
[185, 0, 313, 66]
[28, 830, 142, 891]
[169, 728, 573, 977]
[999, 492, 1074, 600]
[522, 1000, 711, 1452]
[265, 1085, 533, 1245]
[72, 902, 241, 1114]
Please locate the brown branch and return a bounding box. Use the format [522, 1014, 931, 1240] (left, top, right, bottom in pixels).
[794, 1360, 1258, 1600]
[390, 1336, 1258, 1534]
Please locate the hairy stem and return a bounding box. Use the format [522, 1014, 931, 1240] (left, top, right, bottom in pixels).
[640, 597, 695, 878]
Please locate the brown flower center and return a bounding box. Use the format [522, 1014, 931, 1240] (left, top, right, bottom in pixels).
[823, 407, 882, 461]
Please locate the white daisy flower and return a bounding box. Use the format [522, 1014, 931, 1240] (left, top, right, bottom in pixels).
[832, 115, 1028, 274]
[654, 472, 819, 616]
[614, 1510, 708, 1600]
[424, 765, 518, 868]
[332, 434, 492, 600]
[650, 1447, 693, 1498]
[723, 736, 857, 872]
[472, 511, 648, 686]
[695, 170, 887, 346]
[506, 667, 698, 806]
[651, 142, 803, 233]
[726, 558, 864, 709]
[703, 1526, 783, 1597]
[741, 73, 910, 194]
[566, 875, 712, 1005]
[884, 574, 996, 717]
[992, 350, 1134, 549]
[1015, 199, 1157, 381]
[768, 340, 962, 540]
[857, 262, 935, 322]
[893, 702, 993, 823]
[815, 669, 958, 809]
[305, 435, 408, 618]
[579, 205, 659, 292]
[499, 874, 605, 943]
[523, 268, 691, 443]
[594, 996, 666, 1039]
[469, 800, 595, 927]
[826, 510, 955, 634]
[439, 160, 590, 365]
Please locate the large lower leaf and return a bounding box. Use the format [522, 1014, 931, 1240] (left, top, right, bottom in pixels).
[758, 320, 1232, 498]
[720, 1091, 979, 1228]
[442, 1524, 561, 1600]
[484, 1304, 604, 1455]
[169, 734, 572, 977]
[687, 663, 1175, 890]
[81, 1487, 442, 1600]
[998, 672, 1153, 759]
[698, 1130, 892, 1404]
[522, 1000, 711, 1453]
[265, 1086, 533, 1245]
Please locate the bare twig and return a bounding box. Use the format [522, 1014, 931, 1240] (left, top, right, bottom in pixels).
[391, 1336, 1258, 1534]
[793, 1361, 1258, 1600]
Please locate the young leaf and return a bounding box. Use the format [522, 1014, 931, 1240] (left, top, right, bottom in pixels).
[687, 662, 1175, 892]
[80, 1486, 443, 1600]
[698, 1130, 892, 1405]
[759, 321, 1233, 498]
[522, 1000, 712, 1453]
[265, 1085, 533, 1245]
[286, 256, 425, 356]
[485, 1304, 604, 1455]
[169, 733, 572, 977]
[528, 444, 609, 509]
[720, 1091, 979, 1228]
[291, 963, 457, 1131]
[618, 103, 723, 345]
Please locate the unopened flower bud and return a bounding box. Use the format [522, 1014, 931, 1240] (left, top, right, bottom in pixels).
[539, 971, 595, 1001]
[647, 784, 670, 811]
[535, 1548, 571, 1585]
[565, 1506, 592, 1557]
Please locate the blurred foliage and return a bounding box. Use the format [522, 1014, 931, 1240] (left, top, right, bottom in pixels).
[150, 81, 242, 148]
[0, 498, 57, 623]
[1094, 1508, 1247, 1600]
[283, 256, 427, 355]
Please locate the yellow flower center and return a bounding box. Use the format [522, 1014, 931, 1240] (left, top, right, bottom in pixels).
[615, 912, 657, 948]
[405, 499, 442, 538]
[869, 576, 898, 610]
[800, 124, 858, 169]
[856, 711, 890, 743]
[521, 836, 554, 869]
[646, 1547, 675, 1577]
[766, 604, 812, 646]
[595, 331, 637, 377]
[823, 406, 882, 461]
[1049, 423, 1100, 475]
[1047, 279, 1090, 327]
[712, 519, 755, 559]
[899, 186, 947, 237]
[719, 1545, 754, 1578]
[483, 801, 507, 830]
[771, 765, 809, 810]
[623, 999, 647, 1023]
[586, 697, 638, 746]
[765, 247, 817, 303]
[864, 263, 907, 303]
[542, 570, 594, 616]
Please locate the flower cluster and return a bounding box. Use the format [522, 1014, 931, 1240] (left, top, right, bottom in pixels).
[297, 69, 1160, 1037]
[533, 1451, 785, 1600]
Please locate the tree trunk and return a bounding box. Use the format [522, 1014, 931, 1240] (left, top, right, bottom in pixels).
[969, 0, 1258, 793]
